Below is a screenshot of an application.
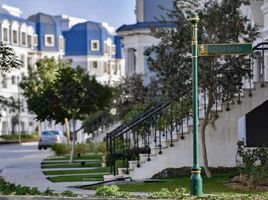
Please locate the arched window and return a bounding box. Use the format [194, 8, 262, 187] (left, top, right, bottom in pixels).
[11, 21, 19, 45]
[20, 23, 27, 47]
[27, 26, 35, 48]
[1, 19, 10, 43]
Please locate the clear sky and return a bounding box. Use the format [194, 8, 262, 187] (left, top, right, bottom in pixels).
[0, 0, 136, 28]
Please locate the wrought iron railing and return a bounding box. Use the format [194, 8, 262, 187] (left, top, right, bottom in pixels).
[107, 102, 191, 175]
[105, 43, 266, 176]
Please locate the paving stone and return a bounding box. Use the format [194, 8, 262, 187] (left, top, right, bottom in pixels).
[0, 144, 98, 195]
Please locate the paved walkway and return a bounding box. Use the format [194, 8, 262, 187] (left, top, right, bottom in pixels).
[0, 143, 97, 195]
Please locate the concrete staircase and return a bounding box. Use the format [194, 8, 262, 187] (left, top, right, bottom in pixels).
[104, 82, 268, 181]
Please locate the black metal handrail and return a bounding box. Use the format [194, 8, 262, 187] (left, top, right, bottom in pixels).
[108, 102, 165, 138]
[107, 101, 189, 176]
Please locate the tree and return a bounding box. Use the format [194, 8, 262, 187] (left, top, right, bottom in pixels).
[20, 57, 72, 142]
[20, 58, 113, 162]
[54, 66, 113, 163]
[116, 73, 163, 119]
[0, 42, 22, 72]
[0, 42, 22, 124]
[145, 0, 259, 177]
[116, 74, 147, 117]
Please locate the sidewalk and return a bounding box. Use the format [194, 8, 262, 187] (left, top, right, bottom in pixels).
[0, 144, 97, 195]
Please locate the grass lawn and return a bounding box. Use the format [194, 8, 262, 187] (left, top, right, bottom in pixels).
[43, 153, 108, 183]
[47, 174, 106, 182]
[86, 170, 266, 194]
[42, 160, 100, 165]
[41, 162, 101, 169]
[43, 167, 110, 176]
[44, 154, 103, 161]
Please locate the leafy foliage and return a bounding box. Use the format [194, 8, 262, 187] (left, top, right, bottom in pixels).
[20, 58, 113, 125]
[0, 133, 39, 142]
[0, 178, 77, 197]
[95, 185, 266, 199]
[0, 42, 22, 72]
[95, 185, 130, 198]
[147, 188, 186, 199]
[0, 42, 22, 117]
[75, 143, 88, 157]
[51, 144, 71, 156]
[145, 0, 259, 177]
[236, 142, 268, 186]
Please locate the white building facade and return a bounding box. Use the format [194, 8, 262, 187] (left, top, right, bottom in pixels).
[0, 4, 124, 136]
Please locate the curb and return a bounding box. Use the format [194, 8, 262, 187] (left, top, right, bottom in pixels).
[0, 141, 20, 145]
[0, 195, 139, 200]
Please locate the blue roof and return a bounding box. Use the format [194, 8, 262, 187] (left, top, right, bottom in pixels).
[28, 12, 58, 25]
[0, 12, 35, 27]
[117, 21, 174, 32]
[64, 21, 110, 56]
[114, 35, 122, 59]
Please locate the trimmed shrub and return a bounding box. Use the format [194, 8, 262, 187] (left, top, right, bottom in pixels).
[51, 144, 70, 156]
[96, 141, 107, 154]
[95, 185, 130, 198]
[75, 143, 88, 157]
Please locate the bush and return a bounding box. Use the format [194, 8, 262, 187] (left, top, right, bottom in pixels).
[147, 188, 186, 199]
[236, 142, 268, 183]
[96, 141, 107, 155]
[75, 143, 88, 157]
[95, 185, 130, 198]
[0, 133, 39, 142]
[61, 190, 77, 197]
[87, 141, 96, 152]
[51, 144, 70, 156]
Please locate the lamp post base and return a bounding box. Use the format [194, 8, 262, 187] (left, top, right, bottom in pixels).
[190, 169, 203, 196]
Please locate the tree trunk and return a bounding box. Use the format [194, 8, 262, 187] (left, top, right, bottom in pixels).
[38, 122, 42, 136]
[64, 117, 70, 146]
[69, 119, 76, 164]
[200, 91, 213, 178]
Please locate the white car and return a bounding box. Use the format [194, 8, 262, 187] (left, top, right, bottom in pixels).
[38, 130, 67, 150]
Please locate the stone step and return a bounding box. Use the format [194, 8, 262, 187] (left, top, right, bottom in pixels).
[139, 153, 158, 163]
[103, 174, 123, 182]
[118, 167, 133, 176]
[128, 160, 138, 170]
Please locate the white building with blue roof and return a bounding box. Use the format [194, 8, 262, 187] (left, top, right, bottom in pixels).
[0, 4, 124, 136]
[117, 0, 173, 85]
[63, 21, 123, 85]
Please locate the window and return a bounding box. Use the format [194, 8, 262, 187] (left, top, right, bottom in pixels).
[112, 44, 116, 55]
[20, 55, 25, 67]
[107, 63, 111, 75]
[21, 101, 25, 112]
[113, 64, 117, 75]
[92, 61, 98, 69]
[28, 35, 32, 48]
[12, 30, 18, 44]
[59, 36, 64, 51]
[118, 63, 121, 75]
[33, 34, 38, 46]
[21, 32, 26, 46]
[2, 28, 8, 42]
[45, 34, 54, 47]
[2, 77, 7, 88]
[91, 40, 99, 51]
[104, 41, 108, 55]
[104, 62, 107, 73]
[11, 76, 16, 85]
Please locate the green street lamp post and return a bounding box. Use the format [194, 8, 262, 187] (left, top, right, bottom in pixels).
[190, 13, 203, 196]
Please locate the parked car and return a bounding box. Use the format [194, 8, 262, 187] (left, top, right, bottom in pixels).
[38, 130, 67, 150]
